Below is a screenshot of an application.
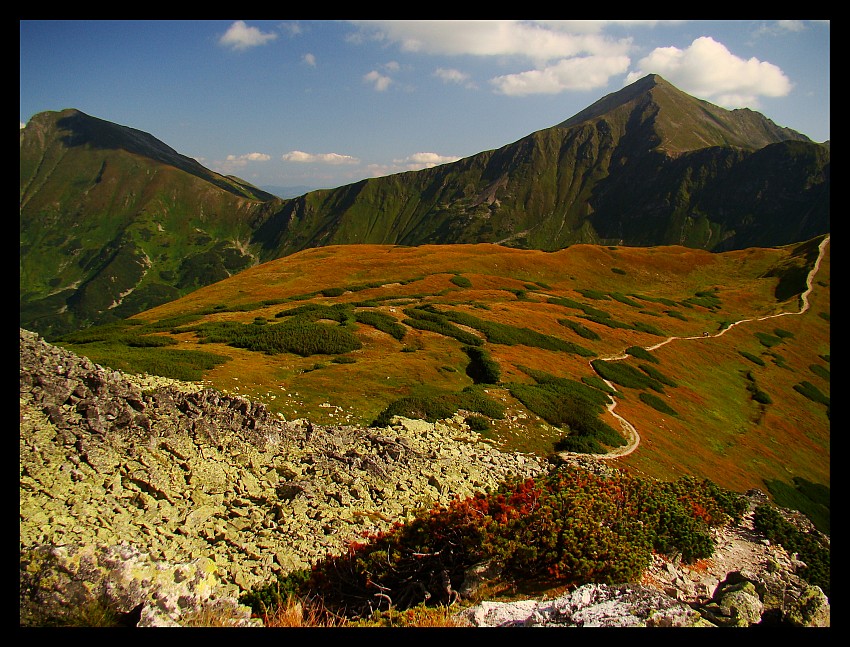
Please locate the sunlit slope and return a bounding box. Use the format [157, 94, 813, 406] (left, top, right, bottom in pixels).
[56, 238, 828, 497]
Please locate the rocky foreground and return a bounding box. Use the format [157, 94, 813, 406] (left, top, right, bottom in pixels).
[19, 329, 829, 627]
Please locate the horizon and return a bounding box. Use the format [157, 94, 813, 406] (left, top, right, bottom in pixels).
[20, 20, 830, 192]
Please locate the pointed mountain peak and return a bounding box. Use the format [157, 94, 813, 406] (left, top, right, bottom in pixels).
[556, 74, 810, 154]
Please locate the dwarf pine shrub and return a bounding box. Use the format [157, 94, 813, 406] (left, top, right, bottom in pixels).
[244, 467, 746, 619]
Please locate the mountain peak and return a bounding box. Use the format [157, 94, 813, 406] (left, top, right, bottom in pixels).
[557, 74, 810, 153]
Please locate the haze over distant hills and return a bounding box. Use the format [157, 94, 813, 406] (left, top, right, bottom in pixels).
[20, 74, 829, 339]
[260, 185, 321, 199]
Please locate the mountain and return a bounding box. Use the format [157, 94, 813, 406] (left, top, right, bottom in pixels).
[264, 74, 826, 255]
[21, 75, 829, 339]
[20, 108, 287, 339]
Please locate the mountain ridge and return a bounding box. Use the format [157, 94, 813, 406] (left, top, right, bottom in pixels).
[21, 75, 829, 339]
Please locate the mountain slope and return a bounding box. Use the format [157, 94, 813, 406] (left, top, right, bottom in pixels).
[21, 76, 829, 339]
[52, 236, 830, 499]
[268, 75, 826, 253]
[20, 109, 286, 338]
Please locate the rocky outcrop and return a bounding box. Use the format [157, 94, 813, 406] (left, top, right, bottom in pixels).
[19, 329, 829, 627]
[19, 328, 548, 626]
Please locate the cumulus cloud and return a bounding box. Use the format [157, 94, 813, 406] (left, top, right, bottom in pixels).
[21, 121, 26, 129]
[303, 53, 316, 67]
[364, 152, 461, 178]
[364, 70, 393, 91]
[434, 67, 472, 85]
[219, 20, 277, 51]
[625, 36, 792, 108]
[350, 20, 643, 96]
[282, 151, 360, 165]
[492, 55, 631, 95]
[395, 152, 461, 169]
[350, 20, 632, 63]
[225, 152, 272, 165]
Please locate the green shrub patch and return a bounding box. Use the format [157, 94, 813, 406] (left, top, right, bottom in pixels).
[638, 364, 677, 387]
[739, 350, 766, 367]
[509, 367, 623, 451]
[190, 320, 362, 357]
[242, 466, 746, 618]
[753, 504, 829, 595]
[450, 275, 472, 288]
[371, 387, 505, 427]
[793, 381, 830, 408]
[638, 392, 678, 416]
[354, 311, 407, 341]
[438, 309, 595, 356]
[626, 346, 659, 364]
[558, 318, 601, 341]
[591, 360, 665, 392]
[463, 345, 501, 384]
[754, 332, 783, 347]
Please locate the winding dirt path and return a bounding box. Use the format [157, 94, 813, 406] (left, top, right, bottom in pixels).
[562, 235, 830, 461]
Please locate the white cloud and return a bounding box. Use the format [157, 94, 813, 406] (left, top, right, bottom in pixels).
[774, 20, 806, 33]
[434, 68, 470, 84]
[303, 53, 316, 67]
[395, 152, 461, 168]
[365, 152, 461, 178]
[350, 20, 633, 63]
[219, 20, 277, 51]
[282, 151, 360, 165]
[225, 152, 272, 164]
[492, 55, 631, 95]
[351, 21, 640, 97]
[280, 21, 303, 37]
[626, 36, 792, 108]
[20, 122, 26, 129]
[364, 70, 393, 91]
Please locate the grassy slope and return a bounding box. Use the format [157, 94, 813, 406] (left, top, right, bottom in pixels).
[57, 240, 829, 499]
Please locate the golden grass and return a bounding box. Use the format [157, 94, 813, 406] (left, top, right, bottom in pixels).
[128, 240, 829, 496]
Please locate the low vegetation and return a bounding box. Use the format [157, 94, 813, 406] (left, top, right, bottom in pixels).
[188, 320, 363, 357]
[241, 465, 748, 621]
[371, 386, 506, 428]
[753, 504, 830, 595]
[508, 367, 624, 453]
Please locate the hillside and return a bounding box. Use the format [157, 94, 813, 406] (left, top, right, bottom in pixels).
[21, 75, 829, 339]
[52, 236, 830, 503]
[20, 327, 830, 627]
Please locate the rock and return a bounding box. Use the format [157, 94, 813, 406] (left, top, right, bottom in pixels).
[19, 328, 550, 626]
[459, 584, 709, 627]
[785, 585, 830, 627]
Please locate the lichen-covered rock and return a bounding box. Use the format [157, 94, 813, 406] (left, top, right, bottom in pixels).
[784, 585, 830, 627]
[19, 328, 549, 626]
[19, 543, 260, 627]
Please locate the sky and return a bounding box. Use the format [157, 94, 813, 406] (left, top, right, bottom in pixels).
[20, 20, 830, 194]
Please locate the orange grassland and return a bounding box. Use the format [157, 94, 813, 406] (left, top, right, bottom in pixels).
[133, 239, 830, 497]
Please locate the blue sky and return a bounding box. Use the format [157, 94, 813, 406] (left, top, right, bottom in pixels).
[20, 20, 830, 193]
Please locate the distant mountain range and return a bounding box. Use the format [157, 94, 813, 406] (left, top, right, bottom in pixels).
[20, 74, 829, 339]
